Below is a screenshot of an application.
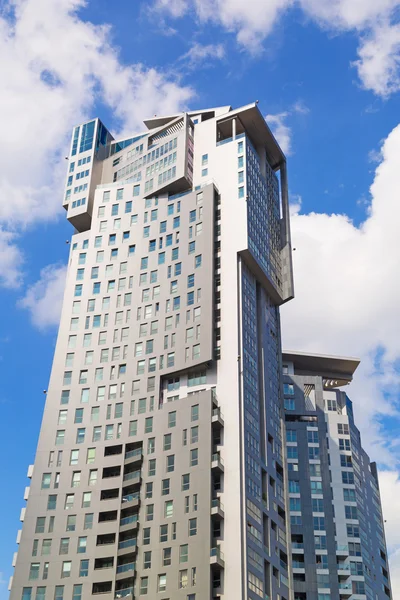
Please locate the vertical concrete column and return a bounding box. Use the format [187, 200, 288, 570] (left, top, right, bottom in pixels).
[232, 117, 237, 140]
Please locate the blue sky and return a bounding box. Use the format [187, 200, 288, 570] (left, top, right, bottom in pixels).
[1, 0, 400, 596]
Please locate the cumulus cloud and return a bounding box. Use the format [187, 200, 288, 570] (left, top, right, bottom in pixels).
[153, 0, 400, 96]
[0, 230, 23, 288]
[19, 264, 67, 330]
[0, 0, 193, 289]
[181, 42, 225, 67]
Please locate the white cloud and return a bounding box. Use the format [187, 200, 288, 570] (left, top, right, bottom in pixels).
[265, 112, 292, 155]
[0, 0, 193, 289]
[153, 0, 400, 96]
[181, 42, 225, 67]
[0, 230, 23, 288]
[266, 101, 309, 155]
[19, 264, 67, 330]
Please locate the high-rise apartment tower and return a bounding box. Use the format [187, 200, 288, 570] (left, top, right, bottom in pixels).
[282, 352, 392, 600]
[9, 104, 294, 600]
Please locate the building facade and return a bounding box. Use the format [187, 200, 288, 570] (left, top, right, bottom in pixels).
[282, 352, 392, 600]
[9, 104, 295, 600]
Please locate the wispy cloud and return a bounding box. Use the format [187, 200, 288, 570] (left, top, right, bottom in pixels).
[153, 0, 400, 96]
[181, 42, 225, 68]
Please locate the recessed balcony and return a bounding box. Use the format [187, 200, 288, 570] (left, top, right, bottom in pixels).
[210, 546, 225, 568]
[211, 452, 224, 473]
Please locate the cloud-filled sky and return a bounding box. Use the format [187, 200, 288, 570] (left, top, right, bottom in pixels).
[1, 0, 400, 596]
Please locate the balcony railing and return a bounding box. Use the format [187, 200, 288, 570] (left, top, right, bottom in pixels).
[115, 587, 134, 598]
[338, 583, 352, 590]
[336, 544, 349, 552]
[118, 538, 136, 550]
[211, 453, 224, 465]
[210, 547, 224, 561]
[291, 542, 304, 549]
[120, 514, 138, 527]
[123, 471, 140, 482]
[125, 448, 142, 460]
[116, 563, 135, 574]
[122, 492, 139, 503]
[211, 498, 224, 511]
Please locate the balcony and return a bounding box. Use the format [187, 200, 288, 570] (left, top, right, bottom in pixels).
[124, 448, 143, 464]
[123, 470, 140, 483]
[117, 537, 137, 557]
[336, 545, 349, 557]
[120, 514, 138, 527]
[291, 542, 304, 550]
[210, 547, 225, 568]
[212, 407, 224, 428]
[211, 498, 225, 519]
[121, 492, 140, 508]
[115, 588, 134, 598]
[338, 564, 351, 578]
[116, 563, 135, 575]
[211, 453, 224, 473]
[338, 583, 352, 596]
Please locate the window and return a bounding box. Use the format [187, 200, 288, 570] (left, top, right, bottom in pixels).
[164, 433, 172, 451]
[66, 515, 76, 533]
[162, 479, 170, 496]
[87, 448, 96, 464]
[167, 455, 175, 472]
[47, 495, 57, 510]
[191, 404, 199, 421]
[143, 551, 151, 570]
[158, 574, 167, 593]
[168, 411, 176, 428]
[145, 417, 153, 433]
[41, 539, 52, 555]
[65, 494, 74, 510]
[182, 474, 190, 491]
[189, 518, 197, 536]
[54, 587, 64, 600]
[290, 498, 301, 511]
[179, 544, 188, 563]
[165, 500, 173, 518]
[29, 563, 40, 580]
[163, 547, 172, 566]
[140, 577, 148, 595]
[146, 504, 154, 521]
[72, 585, 82, 600]
[148, 459, 156, 476]
[61, 561, 71, 578]
[77, 537, 87, 553]
[190, 448, 198, 467]
[313, 516, 325, 531]
[179, 569, 188, 589]
[79, 559, 89, 577]
[143, 527, 151, 545]
[145, 482, 153, 499]
[284, 398, 295, 410]
[41, 473, 51, 489]
[35, 517, 46, 534]
[160, 524, 168, 542]
[190, 426, 198, 444]
[82, 492, 91, 508]
[76, 428, 85, 444]
[345, 505, 358, 520]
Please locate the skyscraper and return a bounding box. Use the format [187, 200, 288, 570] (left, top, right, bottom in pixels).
[282, 351, 393, 600]
[9, 104, 295, 600]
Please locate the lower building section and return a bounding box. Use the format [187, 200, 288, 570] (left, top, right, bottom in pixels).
[283, 352, 392, 600]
